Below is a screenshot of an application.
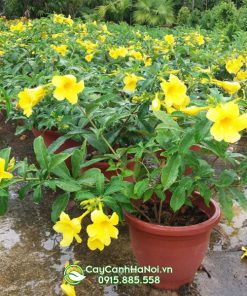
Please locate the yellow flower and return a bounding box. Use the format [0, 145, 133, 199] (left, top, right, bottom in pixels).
[123, 74, 145, 92]
[10, 22, 25, 32]
[164, 34, 175, 46]
[129, 50, 143, 60]
[195, 34, 205, 45]
[7, 157, 15, 171]
[85, 54, 94, 62]
[160, 74, 190, 109]
[18, 86, 46, 117]
[109, 47, 128, 59]
[51, 45, 68, 56]
[226, 58, 243, 74]
[241, 246, 247, 259]
[61, 283, 76, 296]
[0, 50, 5, 56]
[152, 93, 162, 111]
[52, 75, 85, 104]
[144, 56, 152, 67]
[86, 210, 119, 251]
[206, 101, 247, 143]
[213, 80, 241, 95]
[53, 212, 82, 247]
[235, 70, 247, 81]
[98, 35, 106, 43]
[180, 106, 210, 116]
[0, 158, 13, 181]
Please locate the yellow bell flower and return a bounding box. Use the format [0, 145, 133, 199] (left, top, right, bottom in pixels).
[61, 283, 76, 296]
[206, 101, 247, 143]
[144, 56, 152, 67]
[52, 75, 85, 104]
[123, 74, 145, 92]
[86, 210, 119, 251]
[129, 50, 143, 60]
[241, 246, 247, 259]
[234, 70, 247, 81]
[109, 47, 128, 59]
[51, 45, 68, 56]
[53, 212, 83, 247]
[213, 80, 241, 95]
[152, 93, 162, 111]
[195, 34, 205, 45]
[18, 86, 46, 117]
[160, 74, 190, 109]
[98, 35, 106, 43]
[225, 58, 243, 74]
[10, 22, 25, 32]
[164, 34, 175, 46]
[85, 54, 94, 62]
[0, 158, 13, 181]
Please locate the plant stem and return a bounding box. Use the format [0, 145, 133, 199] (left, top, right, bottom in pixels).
[131, 203, 152, 223]
[77, 104, 119, 159]
[158, 200, 163, 224]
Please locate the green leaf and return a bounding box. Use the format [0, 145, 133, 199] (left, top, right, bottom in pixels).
[170, 186, 185, 212]
[228, 187, 247, 212]
[51, 193, 70, 222]
[154, 188, 166, 201]
[18, 183, 32, 200]
[96, 172, 105, 195]
[134, 179, 149, 198]
[49, 153, 71, 171]
[219, 189, 233, 222]
[71, 143, 87, 179]
[47, 136, 67, 153]
[0, 148, 11, 165]
[0, 189, 9, 215]
[197, 182, 211, 206]
[143, 189, 153, 202]
[75, 191, 95, 201]
[51, 162, 71, 179]
[55, 180, 81, 192]
[33, 136, 48, 169]
[153, 111, 181, 132]
[33, 186, 42, 203]
[178, 130, 195, 154]
[216, 170, 237, 187]
[161, 154, 181, 190]
[78, 168, 101, 187]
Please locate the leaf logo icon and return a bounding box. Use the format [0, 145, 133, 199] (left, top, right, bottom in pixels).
[68, 271, 86, 282]
[64, 264, 85, 285]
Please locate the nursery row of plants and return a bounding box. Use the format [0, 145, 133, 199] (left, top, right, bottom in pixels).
[0, 14, 247, 293]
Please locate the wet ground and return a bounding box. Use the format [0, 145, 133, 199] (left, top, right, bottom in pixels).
[0, 118, 246, 296]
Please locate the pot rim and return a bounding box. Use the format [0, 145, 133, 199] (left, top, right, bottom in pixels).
[124, 195, 221, 237]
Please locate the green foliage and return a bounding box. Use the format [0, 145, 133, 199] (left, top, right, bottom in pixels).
[3, 0, 83, 18]
[177, 6, 191, 25]
[237, 6, 247, 30]
[211, 1, 238, 27]
[133, 0, 174, 26]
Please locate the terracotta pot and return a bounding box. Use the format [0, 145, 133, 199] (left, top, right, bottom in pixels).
[124, 193, 221, 290]
[83, 159, 135, 182]
[32, 127, 135, 180]
[32, 128, 81, 154]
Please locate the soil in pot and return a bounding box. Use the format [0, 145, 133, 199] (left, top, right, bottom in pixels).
[138, 201, 208, 226]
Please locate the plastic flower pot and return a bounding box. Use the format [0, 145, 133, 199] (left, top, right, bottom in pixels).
[32, 128, 135, 180]
[32, 127, 81, 154]
[82, 159, 136, 182]
[124, 192, 221, 290]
